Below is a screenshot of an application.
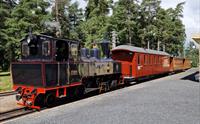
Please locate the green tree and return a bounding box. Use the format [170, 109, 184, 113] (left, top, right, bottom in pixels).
[52, 0, 70, 37]
[4, 0, 50, 70]
[166, 2, 186, 56]
[51, 0, 84, 39]
[185, 42, 199, 67]
[80, 0, 111, 46]
[110, 0, 139, 45]
[68, 1, 84, 39]
[136, 0, 185, 56]
[0, 0, 16, 70]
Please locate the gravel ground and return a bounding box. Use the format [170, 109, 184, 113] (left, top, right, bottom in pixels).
[3, 69, 200, 124]
[0, 95, 22, 113]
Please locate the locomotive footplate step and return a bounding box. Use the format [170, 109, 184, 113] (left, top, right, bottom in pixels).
[85, 88, 99, 93]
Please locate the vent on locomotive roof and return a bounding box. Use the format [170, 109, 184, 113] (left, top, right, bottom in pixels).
[90, 48, 100, 59]
[81, 48, 89, 58]
[100, 39, 110, 59]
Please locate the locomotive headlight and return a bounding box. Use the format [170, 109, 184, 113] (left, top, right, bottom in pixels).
[27, 36, 31, 44]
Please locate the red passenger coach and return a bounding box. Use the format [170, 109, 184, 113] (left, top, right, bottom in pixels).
[111, 45, 171, 82]
[183, 59, 191, 70]
[169, 57, 184, 72]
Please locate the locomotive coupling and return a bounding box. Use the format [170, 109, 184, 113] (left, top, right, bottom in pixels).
[16, 94, 22, 101]
[15, 87, 22, 94]
[31, 89, 37, 95]
[26, 100, 33, 106]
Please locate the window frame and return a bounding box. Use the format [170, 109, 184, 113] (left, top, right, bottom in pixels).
[70, 43, 78, 61]
[137, 54, 141, 65]
[42, 40, 51, 57]
[22, 42, 29, 57]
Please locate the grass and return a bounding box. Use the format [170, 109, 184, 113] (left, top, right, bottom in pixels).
[0, 72, 12, 92]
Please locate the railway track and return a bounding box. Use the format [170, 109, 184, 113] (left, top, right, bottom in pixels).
[0, 108, 34, 122]
[0, 91, 17, 97]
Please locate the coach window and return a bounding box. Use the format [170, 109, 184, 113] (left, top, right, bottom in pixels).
[144, 55, 147, 64]
[42, 41, 51, 56]
[137, 54, 140, 65]
[156, 56, 157, 64]
[155, 56, 157, 64]
[149, 55, 151, 64]
[146, 55, 148, 64]
[153, 56, 155, 64]
[156, 56, 158, 64]
[160, 57, 162, 64]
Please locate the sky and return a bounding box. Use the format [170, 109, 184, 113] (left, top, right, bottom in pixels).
[160, 0, 200, 47]
[73, 0, 200, 47]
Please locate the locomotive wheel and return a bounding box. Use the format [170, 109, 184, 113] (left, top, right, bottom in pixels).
[45, 93, 56, 107]
[74, 86, 85, 98]
[34, 94, 45, 107]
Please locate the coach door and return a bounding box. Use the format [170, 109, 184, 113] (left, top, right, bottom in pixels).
[136, 53, 141, 77]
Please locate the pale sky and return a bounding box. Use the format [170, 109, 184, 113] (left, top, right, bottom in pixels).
[73, 0, 200, 47]
[160, 0, 200, 47]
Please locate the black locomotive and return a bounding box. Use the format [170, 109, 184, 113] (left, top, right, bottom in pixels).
[12, 33, 121, 109]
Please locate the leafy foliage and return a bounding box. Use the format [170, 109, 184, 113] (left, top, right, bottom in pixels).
[0, 0, 50, 70]
[0, 0, 16, 70]
[0, 0, 189, 70]
[79, 0, 111, 47]
[185, 42, 199, 67]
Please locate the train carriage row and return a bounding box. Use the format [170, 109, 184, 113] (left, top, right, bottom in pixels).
[112, 45, 191, 81]
[11, 34, 191, 109]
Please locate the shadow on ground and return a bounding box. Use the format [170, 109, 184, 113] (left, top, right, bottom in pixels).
[181, 71, 199, 83]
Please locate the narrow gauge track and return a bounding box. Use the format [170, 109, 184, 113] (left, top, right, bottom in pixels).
[0, 108, 35, 122]
[0, 91, 17, 97]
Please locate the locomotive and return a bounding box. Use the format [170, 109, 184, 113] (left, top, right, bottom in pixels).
[11, 33, 121, 109]
[11, 33, 191, 109]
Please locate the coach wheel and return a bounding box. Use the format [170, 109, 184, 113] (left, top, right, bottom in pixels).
[45, 93, 56, 107]
[34, 94, 45, 107]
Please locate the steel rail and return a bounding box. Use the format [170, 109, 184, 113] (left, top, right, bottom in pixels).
[0, 91, 17, 97]
[0, 108, 34, 122]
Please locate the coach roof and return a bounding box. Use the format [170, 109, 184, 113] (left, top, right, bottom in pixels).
[112, 45, 170, 56]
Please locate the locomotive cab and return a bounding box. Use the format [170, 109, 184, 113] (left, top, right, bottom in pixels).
[12, 34, 82, 109]
[21, 34, 53, 60]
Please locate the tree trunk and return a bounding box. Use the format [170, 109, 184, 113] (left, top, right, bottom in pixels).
[163, 44, 165, 52]
[157, 41, 160, 51]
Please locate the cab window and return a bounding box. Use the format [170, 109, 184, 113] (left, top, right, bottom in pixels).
[42, 41, 51, 56]
[22, 42, 29, 57]
[71, 43, 78, 61]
